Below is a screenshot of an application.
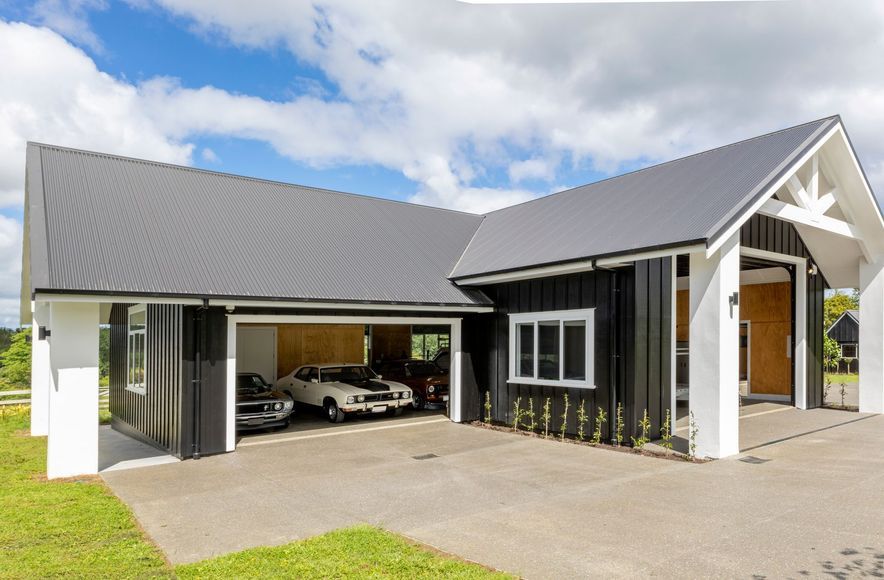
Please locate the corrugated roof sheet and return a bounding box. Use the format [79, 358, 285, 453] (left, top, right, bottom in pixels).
[27, 144, 490, 306]
[450, 116, 839, 279]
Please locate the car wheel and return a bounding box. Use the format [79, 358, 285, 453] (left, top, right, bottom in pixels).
[325, 400, 345, 423]
[412, 393, 425, 410]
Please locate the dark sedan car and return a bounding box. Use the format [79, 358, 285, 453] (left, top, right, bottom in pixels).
[236, 372, 294, 430]
[374, 359, 449, 410]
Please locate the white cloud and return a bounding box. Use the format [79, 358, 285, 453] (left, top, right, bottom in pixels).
[200, 147, 219, 163]
[0, 215, 22, 328]
[509, 158, 557, 183]
[30, 0, 107, 53]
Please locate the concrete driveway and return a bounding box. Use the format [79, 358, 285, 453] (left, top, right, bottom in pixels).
[102, 409, 884, 578]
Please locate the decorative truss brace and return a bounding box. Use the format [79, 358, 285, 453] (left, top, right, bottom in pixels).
[757, 153, 870, 260]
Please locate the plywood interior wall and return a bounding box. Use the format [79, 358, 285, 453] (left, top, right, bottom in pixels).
[241, 323, 365, 379]
[370, 324, 411, 363]
[675, 281, 792, 396]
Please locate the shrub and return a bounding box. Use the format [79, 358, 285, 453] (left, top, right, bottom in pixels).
[660, 408, 673, 451]
[615, 402, 624, 447]
[688, 411, 699, 460]
[576, 399, 588, 441]
[483, 391, 492, 423]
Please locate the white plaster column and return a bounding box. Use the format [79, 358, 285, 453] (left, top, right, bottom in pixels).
[47, 301, 99, 479]
[859, 257, 884, 414]
[30, 301, 51, 436]
[689, 232, 741, 459]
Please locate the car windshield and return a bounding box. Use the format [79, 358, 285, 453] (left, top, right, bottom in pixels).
[236, 374, 270, 393]
[406, 362, 440, 376]
[320, 366, 376, 383]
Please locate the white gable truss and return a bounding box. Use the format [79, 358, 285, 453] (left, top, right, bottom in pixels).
[708, 120, 884, 288]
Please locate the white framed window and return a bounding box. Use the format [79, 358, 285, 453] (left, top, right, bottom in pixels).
[508, 308, 594, 388]
[126, 304, 147, 395]
[840, 343, 857, 359]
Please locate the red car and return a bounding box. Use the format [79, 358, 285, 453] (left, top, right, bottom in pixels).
[374, 359, 449, 410]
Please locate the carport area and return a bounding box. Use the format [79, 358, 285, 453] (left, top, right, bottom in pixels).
[103, 407, 884, 578]
[227, 314, 464, 449]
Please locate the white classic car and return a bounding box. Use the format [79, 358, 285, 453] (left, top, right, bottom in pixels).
[276, 363, 413, 422]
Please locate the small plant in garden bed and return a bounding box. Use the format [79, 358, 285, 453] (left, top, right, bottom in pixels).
[525, 399, 536, 432]
[484, 391, 492, 423]
[590, 407, 606, 446]
[630, 409, 650, 449]
[542, 397, 551, 438]
[660, 408, 673, 451]
[512, 397, 525, 432]
[576, 399, 588, 441]
[688, 410, 698, 460]
[560, 392, 570, 442]
[615, 402, 624, 447]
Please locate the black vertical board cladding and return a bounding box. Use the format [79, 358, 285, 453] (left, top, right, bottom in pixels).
[475, 270, 615, 437]
[647, 258, 663, 434]
[109, 303, 185, 457]
[741, 214, 827, 408]
[180, 306, 228, 458]
[632, 261, 649, 431]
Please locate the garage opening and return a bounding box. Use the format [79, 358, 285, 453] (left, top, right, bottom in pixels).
[231, 319, 456, 445]
[674, 251, 807, 450]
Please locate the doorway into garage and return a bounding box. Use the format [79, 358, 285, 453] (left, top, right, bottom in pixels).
[228, 314, 463, 450]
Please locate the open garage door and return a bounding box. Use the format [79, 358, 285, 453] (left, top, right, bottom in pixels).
[227, 315, 467, 449]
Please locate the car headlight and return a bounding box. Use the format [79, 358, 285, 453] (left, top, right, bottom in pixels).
[357, 394, 365, 403]
[274, 402, 283, 411]
[393, 392, 400, 399]
[346, 396, 355, 404]
[427, 385, 435, 393]
[283, 400, 293, 410]
[401, 391, 410, 399]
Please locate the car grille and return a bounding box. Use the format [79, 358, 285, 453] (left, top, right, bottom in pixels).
[363, 392, 396, 402]
[237, 401, 278, 414]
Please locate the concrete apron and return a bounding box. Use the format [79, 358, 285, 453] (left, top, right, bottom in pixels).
[102, 409, 884, 578]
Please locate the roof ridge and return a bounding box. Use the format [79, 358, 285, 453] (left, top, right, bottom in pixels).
[26, 141, 484, 219]
[484, 115, 841, 216]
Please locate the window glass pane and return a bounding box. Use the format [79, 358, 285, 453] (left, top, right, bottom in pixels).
[516, 323, 534, 378]
[842, 344, 857, 358]
[564, 320, 586, 380]
[538, 321, 560, 380]
[129, 309, 146, 332]
[128, 336, 135, 385]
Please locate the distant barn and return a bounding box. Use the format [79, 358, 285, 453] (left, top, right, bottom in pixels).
[827, 310, 859, 373]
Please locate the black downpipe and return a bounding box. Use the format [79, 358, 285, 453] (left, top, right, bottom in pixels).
[191, 299, 209, 459]
[609, 270, 621, 442]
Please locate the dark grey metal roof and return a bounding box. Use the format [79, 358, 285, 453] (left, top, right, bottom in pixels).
[25, 143, 490, 306]
[450, 116, 840, 279]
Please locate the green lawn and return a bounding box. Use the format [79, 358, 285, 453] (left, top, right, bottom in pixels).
[0, 406, 510, 579]
[825, 373, 859, 384]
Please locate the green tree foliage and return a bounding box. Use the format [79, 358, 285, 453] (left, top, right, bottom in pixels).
[99, 326, 110, 378]
[0, 328, 31, 386]
[823, 335, 842, 373]
[0, 328, 14, 354]
[824, 291, 858, 331]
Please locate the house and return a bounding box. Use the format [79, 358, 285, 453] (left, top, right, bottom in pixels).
[827, 309, 860, 373]
[21, 115, 884, 479]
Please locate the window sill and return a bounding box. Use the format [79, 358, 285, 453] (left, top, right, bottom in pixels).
[506, 378, 595, 389]
[125, 385, 146, 396]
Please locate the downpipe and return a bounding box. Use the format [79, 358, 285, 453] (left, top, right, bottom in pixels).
[191, 298, 209, 460]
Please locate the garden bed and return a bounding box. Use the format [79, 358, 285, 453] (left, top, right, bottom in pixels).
[469, 420, 707, 463]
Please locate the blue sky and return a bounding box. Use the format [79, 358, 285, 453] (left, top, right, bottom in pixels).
[0, 0, 881, 326]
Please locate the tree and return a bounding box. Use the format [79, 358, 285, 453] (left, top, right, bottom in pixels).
[823, 335, 841, 373]
[99, 326, 110, 378]
[824, 291, 858, 331]
[0, 328, 31, 386]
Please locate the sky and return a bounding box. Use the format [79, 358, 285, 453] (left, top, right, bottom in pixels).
[0, 0, 882, 327]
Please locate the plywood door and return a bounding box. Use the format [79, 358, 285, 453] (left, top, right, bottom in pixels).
[265, 324, 365, 378]
[741, 281, 792, 396]
[371, 325, 412, 362]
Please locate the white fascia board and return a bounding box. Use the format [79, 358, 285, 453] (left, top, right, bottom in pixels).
[34, 293, 204, 305]
[453, 260, 594, 286]
[210, 299, 493, 313]
[706, 122, 841, 259]
[595, 244, 705, 267]
[227, 314, 466, 326]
